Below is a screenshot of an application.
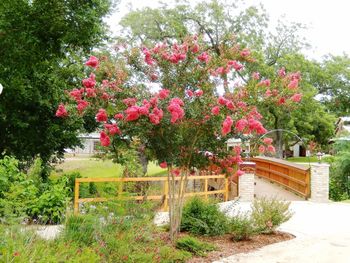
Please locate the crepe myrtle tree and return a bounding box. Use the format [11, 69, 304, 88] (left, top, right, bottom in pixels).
[56, 36, 301, 241]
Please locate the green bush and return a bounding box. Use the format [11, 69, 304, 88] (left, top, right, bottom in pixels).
[251, 197, 293, 234]
[64, 214, 97, 246]
[0, 156, 70, 224]
[229, 213, 256, 241]
[328, 142, 350, 201]
[181, 197, 228, 236]
[176, 236, 216, 256]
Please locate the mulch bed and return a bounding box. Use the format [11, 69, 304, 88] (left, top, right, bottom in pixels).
[187, 231, 295, 263]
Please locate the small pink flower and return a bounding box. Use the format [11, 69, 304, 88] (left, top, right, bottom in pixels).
[77, 100, 89, 113]
[258, 145, 266, 153]
[288, 79, 299, 89]
[265, 89, 272, 97]
[197, 52, 210, 63]
[114, 113, 124, 120]
[159, 162, 167, 168]
[82, 73, 96, 88]
[104, 123, 121, 135]
[236, 170, 245, 177]
[226, 100, 235, 110]
[123, 98, 137, 106]
[252, 72, 260, 80]
[101, 92, 109, 100]
[158, 89, 170, 99]
[263, 138, 273, 145]
[85, 56, 99, 68]
[55, 104, 68, 117]
[278, 67, 286, 77]
[194, 89, 203, 96]
[258, 79, 271, 87]
[222, 116, 233, 136]
[125, 106, 140, 121]
[211, 106, 220, 115]
[278, 97, 286, 105]
[69, 89, 82, 101]
[240, 48, 251, 57]
[291, 93, 302, 102]
[171, 169, 181, 176]
[191, 43, 199, 53]
[100, 131, 110, 147]
[267, 145, 276, 153]
[235, 119, 248, 132]
[228, 60, 243, 71]
[186, 90, 194, 97]
[218, 96, 227, 105]
[96, 109, 108, 122]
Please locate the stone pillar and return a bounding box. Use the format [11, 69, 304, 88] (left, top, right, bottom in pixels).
[238, 162, 256, 201]
[310, 163, 330, 202]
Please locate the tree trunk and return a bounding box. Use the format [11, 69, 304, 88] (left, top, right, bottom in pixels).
[275, 129, 283, 159]
[168, 168, 188, 243]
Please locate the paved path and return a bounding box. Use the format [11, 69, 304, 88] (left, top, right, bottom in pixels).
[216, 201, 350, 263]
[254, 176, 304, 201]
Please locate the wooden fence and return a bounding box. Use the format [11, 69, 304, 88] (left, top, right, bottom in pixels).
[252, 157, 311, 198]
[74, 175, 229, 215]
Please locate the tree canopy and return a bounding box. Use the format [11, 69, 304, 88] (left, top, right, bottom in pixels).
[0, 0, 113, 165]
[118, 0, 336, 152]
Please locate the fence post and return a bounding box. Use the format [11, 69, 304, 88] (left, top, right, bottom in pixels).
[204, 178, 208, 200]
[310, 163, 330, 202]
[224, 177, 229, 202]
[162, 180, 169, 211]
[74, 180, 80, 215]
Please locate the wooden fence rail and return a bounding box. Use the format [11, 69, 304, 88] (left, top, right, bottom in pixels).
[74, 175, 229, 215]
[251, 157, 311, 198]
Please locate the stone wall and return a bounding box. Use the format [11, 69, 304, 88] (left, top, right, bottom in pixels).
[310, 163, 330, 202]
[238, 172, 255, 201]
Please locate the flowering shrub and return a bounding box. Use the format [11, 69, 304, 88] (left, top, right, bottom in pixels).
[56, 36, 302, 240]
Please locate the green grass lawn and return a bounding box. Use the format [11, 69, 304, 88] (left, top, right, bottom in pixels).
[52, 157, 166, 178]
[287, 156, 318, 163]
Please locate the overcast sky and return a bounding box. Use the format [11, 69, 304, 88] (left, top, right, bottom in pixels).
[106, 0, 350, 61]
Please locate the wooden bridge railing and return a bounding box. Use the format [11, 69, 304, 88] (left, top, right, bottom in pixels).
[74, 175, 229, 215]
[251, 157, 311, 198]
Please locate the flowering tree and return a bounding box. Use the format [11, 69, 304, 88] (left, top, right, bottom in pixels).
[56, 36, 302, 241]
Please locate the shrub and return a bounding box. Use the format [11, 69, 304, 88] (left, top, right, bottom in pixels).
[176, 236, 216, 256]
[251, 197, 293, 234]
[181, 197, 228, 236]
[64, 214, 97, 245]
[229, 213, 256, 241]
[0, 156, 70, 224]
[28, 180, 70, 224]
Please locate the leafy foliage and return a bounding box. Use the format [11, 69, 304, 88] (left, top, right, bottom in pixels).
[329, 141, 350, 201]
[0, 156, 69, 224]
[1, 202, 191, 262]
[181, 197, 228, 236]
[251, 197, 293, 234]
[0, 0, 112, 165]
[229, 212, 256, 241]
[176, 236, 216, 256]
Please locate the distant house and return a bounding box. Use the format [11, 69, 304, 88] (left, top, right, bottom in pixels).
[65, 133, 100, 155]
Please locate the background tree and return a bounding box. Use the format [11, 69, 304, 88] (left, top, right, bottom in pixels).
[0, 0, 113, 170]
[314, 55, 350, 116]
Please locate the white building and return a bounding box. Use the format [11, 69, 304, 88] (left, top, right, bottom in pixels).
[65, 133, 100, 155]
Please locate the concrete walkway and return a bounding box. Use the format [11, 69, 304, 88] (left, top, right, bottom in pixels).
[215, 201, 350, 263]
[254, 176, 304, 201]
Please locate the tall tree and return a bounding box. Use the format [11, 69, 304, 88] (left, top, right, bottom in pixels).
[315, 55, 350, 116]
[0, 0, 113, 166]
[118, 0, 335, 156]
